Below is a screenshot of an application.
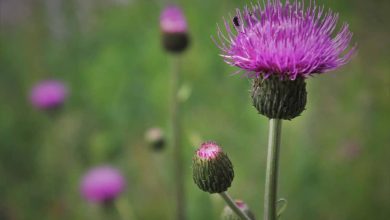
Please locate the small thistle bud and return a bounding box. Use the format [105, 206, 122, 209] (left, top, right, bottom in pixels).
[192, 141, 234, 194]
[145, 127, 165, 151]
[160, 6, 189, 53]
[221, 200, 256, 220]
[251, 76, 307, 120]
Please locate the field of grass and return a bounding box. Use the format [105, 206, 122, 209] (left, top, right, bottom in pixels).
[0, 0, 389, 219]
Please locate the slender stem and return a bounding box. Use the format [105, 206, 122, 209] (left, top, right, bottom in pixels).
[114, 198, 137, 220]
[264, 119, 282, 220]
[219, 192, 252, 220]
[171, 56, 186, 220]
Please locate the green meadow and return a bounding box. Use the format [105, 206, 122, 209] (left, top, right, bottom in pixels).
[0, 0, 389, 219]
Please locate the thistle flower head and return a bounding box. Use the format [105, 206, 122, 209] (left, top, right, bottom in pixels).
[160, 5, 190, 53]
[30, 80, 68, 110]
[192, 141, 234, 193]
[160, 5, 188, 34]
[215, 0, 356, 80]
[80, 166, 126, 203]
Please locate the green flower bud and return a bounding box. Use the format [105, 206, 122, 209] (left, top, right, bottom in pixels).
[192, 141, 234, 193]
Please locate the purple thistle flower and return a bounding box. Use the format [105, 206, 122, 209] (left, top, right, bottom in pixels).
[160, 5, 188, 34]
[215, 0, 356, 80]
[80, 166, 126, 203]
[30, 80, 68, 110]
[160, 5, 190, 53]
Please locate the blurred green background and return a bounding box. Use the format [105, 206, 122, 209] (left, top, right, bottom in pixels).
[1, 0, 389, 219]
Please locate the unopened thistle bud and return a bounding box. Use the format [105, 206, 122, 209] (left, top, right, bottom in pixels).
[192, 141, 234, 193]
[251, 76, 307, 120]
[145, 127, 165, 151]
[160, 5, 189, 53]
[221, 200, 256, 220]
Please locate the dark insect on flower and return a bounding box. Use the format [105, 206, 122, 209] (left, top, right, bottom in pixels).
[233, 16, 240, 27]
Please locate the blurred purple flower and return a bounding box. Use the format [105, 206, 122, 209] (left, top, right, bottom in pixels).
[215, 0, 356, 80]
[160, 5, 187, 34]
[30, 80, 68, 110]
[80, 166, 126, 203]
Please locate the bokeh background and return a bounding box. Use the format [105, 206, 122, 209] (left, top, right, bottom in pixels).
[1, 0, 389, 219]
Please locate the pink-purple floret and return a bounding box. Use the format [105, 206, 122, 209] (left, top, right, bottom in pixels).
[80, 166, 126, 203]
[30, 80, 68, 110]
[215, 0, 356, 80]
[160, 5, 188, 33]
[197, 141, 221, 159]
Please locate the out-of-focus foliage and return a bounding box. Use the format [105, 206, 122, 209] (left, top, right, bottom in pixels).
[0, 0, 389, 219]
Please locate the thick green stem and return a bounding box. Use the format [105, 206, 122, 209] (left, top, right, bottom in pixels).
[219, 192, 252, 220]
[264, 119, 282, 220]
[171, 56, 186, 220]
